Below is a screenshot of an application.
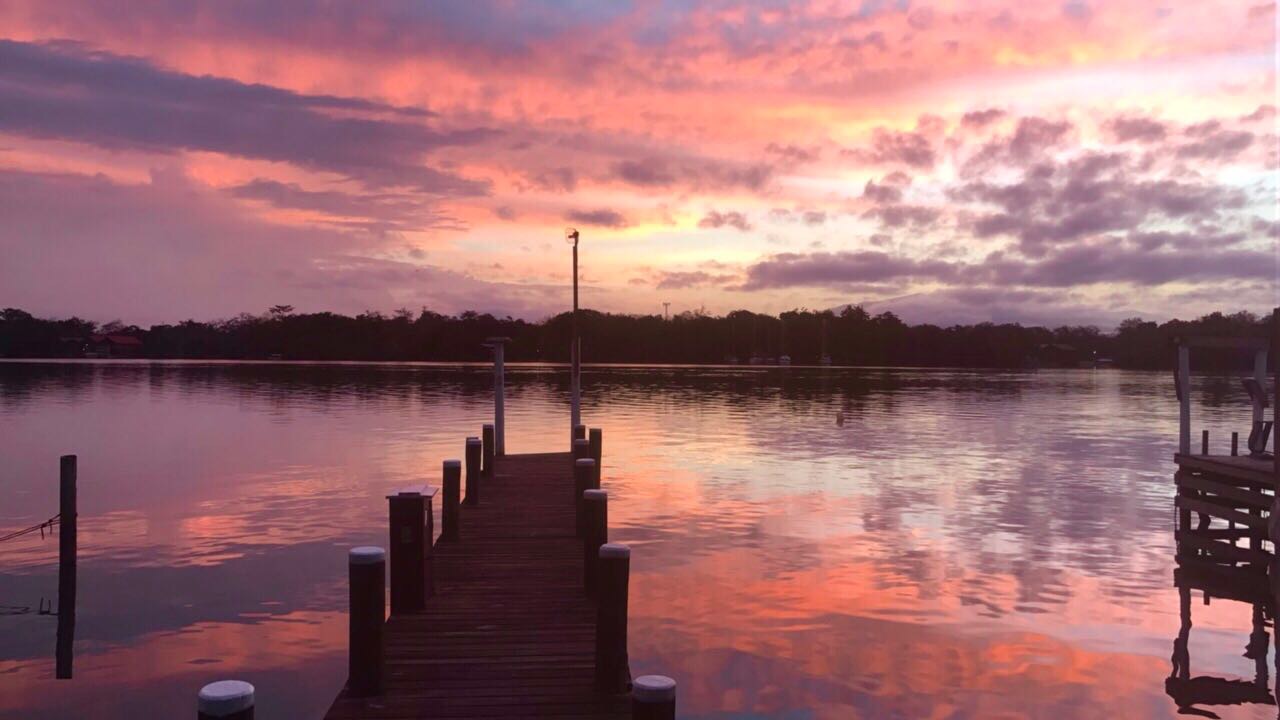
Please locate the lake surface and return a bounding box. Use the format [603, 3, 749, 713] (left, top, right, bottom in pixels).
[0, 361, 1272, 719]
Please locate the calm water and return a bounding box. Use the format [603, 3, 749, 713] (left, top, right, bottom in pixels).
[0, 361, 1271, 719]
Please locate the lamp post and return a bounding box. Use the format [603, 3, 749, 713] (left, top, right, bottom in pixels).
[566, 228, 581, 437]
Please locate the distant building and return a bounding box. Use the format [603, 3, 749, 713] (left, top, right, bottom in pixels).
[88, 333, 144, 358]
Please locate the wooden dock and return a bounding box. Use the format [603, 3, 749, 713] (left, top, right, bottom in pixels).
[1174, 452, 1275, 606]
[323, 450, 634, 720]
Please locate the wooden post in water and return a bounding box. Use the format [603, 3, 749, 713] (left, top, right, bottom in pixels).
[442, 460, 461, 542]
[583, 489, 607, 596]
[632, 675, 676, 720]
[575, 456, 594, 538]
[595, 543, 631, 694]
[482, 424, 495, 478]
[198, 680, 255, 720]
[589, 428, 603, 486]
[465, 437, 481, 505]
[1201, 429, 1209, 455]
[56, 454, 76, 680]
[1232, 432, 1240, 456]
[1177, 344, 1191, 455]
[348, 547, 385, 697]
[387, 488, 427, 614]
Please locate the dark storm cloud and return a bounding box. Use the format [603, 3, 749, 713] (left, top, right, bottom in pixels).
[0, 40, 490, 194]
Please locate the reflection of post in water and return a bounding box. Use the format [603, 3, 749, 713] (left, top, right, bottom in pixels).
[1167, 583, 1275, 714]
[55, 454, 76, 680]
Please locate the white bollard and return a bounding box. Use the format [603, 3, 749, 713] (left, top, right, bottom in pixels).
[197, 680, 255, 719]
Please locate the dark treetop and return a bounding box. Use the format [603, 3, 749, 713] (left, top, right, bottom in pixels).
[0, 306, 1265, 370]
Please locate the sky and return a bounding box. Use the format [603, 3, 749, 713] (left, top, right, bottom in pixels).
[0, 0, 1275, 327]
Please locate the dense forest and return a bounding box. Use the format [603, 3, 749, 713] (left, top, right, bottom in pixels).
[0, 305, 1268, 370]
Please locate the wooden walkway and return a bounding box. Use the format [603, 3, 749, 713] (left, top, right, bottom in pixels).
[324, 451, 632, 720]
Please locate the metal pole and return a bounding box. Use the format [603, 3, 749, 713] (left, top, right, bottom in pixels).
[571, 240, 581, 435]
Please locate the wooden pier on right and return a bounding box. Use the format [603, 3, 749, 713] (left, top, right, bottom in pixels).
[1168, 330, 1280, 716]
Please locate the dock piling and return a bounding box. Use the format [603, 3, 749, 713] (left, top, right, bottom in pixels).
[442, 460, 461, 542]
[465, 437, 481, 505]
[348, 547, 385, 697]
[387, 488, 427, 614]
[595, 543, 631, 694]
[1232, 431, 1240, 456]
[632, 675, 676, 720]
[198, 680, 255, 719]
[482, 424, 495, 478]
[56, 454, 77, 680]
[583, 489, 607, 596]
[589, 428, 602, 486]
[1202, 429, 1209, 455]
[575, 458, 595, 537]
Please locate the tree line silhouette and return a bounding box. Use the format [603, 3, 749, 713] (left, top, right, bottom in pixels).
[0, 305, 1266, 370]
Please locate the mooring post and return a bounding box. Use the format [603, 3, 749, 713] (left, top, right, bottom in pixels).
[595, 543, 631, 694]
[348, 546, 385, 697]
[573, 423, 587, 451]
[589, 427, 602, 486]
[1233, 432, 1240, 456]
[632, 675, 676, 720]
[482, 424, 495, 478]
[387, 488, 427, 614]
[575, 459, 596, 538]
[1202, 429, 1209, 455]
[465, 437, 481, 505]
[583, 489, 607, 596]
[442, 460, 461, 542]
[56, 454, 76, 680]
[572, 437, 590, 505]
[197, 680, 255, 720]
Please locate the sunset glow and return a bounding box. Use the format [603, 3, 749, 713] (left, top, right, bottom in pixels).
[0, 1, 1274, 325]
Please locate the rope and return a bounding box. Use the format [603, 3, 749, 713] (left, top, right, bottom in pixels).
[0, 514, 60, 544]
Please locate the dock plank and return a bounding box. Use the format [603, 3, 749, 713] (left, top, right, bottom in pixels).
[324, 451, 631, 720]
